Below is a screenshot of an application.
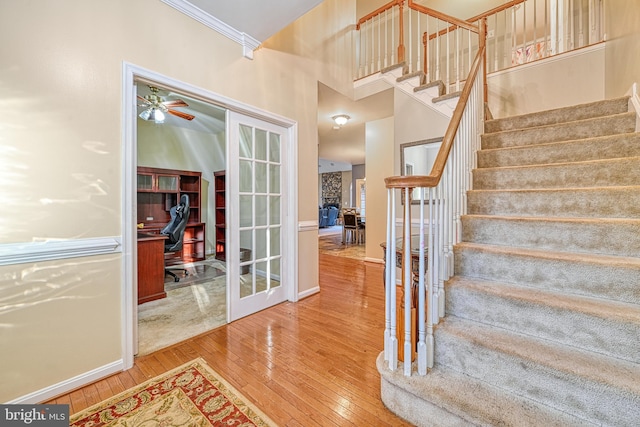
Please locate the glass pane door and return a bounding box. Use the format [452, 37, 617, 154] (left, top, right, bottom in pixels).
[228, 112, 288, 321]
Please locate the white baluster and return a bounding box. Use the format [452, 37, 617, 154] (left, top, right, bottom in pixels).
[403, 187, 412, 376]
[438, 180, 445, 319]
[384, 189, 392, 362]
[389, 189, 398, 371]
[417, 188, 427, 375]
[427, 187, 434, 368]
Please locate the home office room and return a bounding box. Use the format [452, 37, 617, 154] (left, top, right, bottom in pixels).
[135, 83, 228, 355]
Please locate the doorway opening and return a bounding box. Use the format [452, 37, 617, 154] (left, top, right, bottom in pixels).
[122, 63, 298, 367]
[135, 81, 228, 356]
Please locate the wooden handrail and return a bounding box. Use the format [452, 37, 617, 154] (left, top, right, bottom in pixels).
[356, 0, 400, 30]
[408, 0, 478, 33]
[466, 0, 527, 23]
[385, 41, 486, 190]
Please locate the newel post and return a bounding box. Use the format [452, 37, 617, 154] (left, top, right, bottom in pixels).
[397, 0, 406, 62]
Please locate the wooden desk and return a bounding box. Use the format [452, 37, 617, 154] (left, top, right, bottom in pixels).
[137, 233, 168, 305]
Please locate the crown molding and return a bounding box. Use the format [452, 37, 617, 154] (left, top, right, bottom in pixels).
[160, 0, 259, 59]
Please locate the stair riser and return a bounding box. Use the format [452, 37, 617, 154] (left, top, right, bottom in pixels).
[482, 113, 636, 150]
[461, 216, 640, 257]
[435, 330, 640, 426]
[484, 97, 630, 133]
[467, 188, 640, 219]
[453, 246, 640, 305]
[473, 157, 640, 190]
[446, 283, 640, 363]
[477, 133, 640, 168]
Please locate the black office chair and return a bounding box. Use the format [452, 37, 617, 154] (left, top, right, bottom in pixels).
[161, 194, 190, 282]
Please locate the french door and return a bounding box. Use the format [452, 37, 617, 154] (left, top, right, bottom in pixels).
[227, 112, 289, 321]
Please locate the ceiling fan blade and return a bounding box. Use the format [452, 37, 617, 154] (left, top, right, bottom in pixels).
[168, 109, 195, 121]
[163, 99, 189, 108]
[137, 95, 151, 107]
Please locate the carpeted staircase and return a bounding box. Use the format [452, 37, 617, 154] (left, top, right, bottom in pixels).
[378, 96, 640, 426]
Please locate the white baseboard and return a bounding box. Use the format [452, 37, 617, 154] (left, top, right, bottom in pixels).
[298, 286, 320, 300]
[365, 256, 384, 264]
[7, 359, 124, 404]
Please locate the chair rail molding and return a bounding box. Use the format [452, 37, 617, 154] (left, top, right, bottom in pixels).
[0, 237, 122, 266]
[159, 0, 260, 59]
[298, 220, 318, 232]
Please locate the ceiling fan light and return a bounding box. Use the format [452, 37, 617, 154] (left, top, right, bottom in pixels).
[139, 108, 152, 121]
[152, 108, 165, 123]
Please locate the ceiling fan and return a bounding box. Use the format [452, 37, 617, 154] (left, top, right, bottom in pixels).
[137, 86, 195, 123]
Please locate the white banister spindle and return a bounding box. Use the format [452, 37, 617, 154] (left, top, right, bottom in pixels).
[455, 28, 460, 91]
[389, 188, 398, 371]
[416, 10, 421, 73]
[427, 187, 434, 368]
[533, 0, 538, 59]
[408, 9, 413, 72]
[376, 15, 382, 71]
[435, 20, 440, 81]
[370, 19, 375, 73]
[522, 0, 527, 63]
[384, 9, 389, 68]
[402, 187, 412, 376]
[384, 189, 392, 363]
[437, 179, 445, 319]
[392, 7, 396, 64]
[445, 25, 450, 90]
[425, 16, 430, 82]
[417, 188, 427, 375]
[445, 159, 454, 277]
[492, 14, 499, 71]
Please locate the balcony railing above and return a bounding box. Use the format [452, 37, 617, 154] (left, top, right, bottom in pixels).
[354, 0, 605, 93]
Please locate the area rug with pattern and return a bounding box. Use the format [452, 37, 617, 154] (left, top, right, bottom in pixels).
[70, 358, 277, 426]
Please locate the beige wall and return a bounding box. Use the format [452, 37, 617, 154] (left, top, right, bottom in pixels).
[0, 0, 356, 402]
[487, 45, 606, 118]
[604, 0, 640, 97]
[364, 117, 394, 261]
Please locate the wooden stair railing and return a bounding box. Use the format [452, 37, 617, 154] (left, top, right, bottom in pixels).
[383, 19, 486, 375]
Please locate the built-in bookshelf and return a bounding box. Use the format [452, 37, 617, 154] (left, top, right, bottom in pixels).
[214, 170, 226, 261]
[137, 166, 205, 262]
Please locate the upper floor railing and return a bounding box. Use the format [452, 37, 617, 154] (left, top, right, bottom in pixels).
[355, 0, 605, 94]
[469, 0, 604, 74]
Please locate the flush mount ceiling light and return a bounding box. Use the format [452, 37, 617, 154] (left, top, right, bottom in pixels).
[332, 114, 350, 126]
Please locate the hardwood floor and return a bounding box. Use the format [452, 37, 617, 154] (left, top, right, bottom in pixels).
[47, 253, 412, 426]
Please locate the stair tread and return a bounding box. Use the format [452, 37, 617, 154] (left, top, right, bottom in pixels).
[475, 154, 640, 172]
[480, 131, 640, 155]
[377, 353, 587, 427]
[439, 316, 640, 394]
[462, 213, 640, 224]
[469, 184, 640, 194]
[447, 276, 640, 322]
[456, 241, 640, 267]
[485, 96, 631, 132]
[485, 111, 636, 136]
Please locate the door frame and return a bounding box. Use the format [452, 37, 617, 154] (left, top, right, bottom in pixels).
[121, 62, 298, 369]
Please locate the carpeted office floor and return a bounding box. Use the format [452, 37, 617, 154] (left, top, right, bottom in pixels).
[137, 258, 228, 356]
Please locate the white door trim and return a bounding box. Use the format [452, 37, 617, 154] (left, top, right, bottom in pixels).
[121, 62, 298, 369]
